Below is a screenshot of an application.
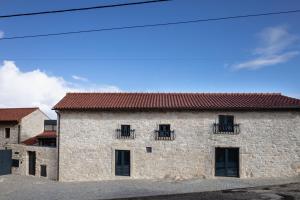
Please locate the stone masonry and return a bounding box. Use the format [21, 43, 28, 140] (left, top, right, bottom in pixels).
[9, 144, 57, 180]
[58, 111, 300, 182]
[0, 109, 49, 149]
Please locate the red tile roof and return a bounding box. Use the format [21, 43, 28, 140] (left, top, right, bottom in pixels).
[53, 93, 300, 111]
[0, 108, 39, 122]
[22, 131, 56, 145]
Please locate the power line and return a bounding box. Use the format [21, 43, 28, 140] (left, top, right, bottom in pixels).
[1, 9, 300, 41]
[0, 0, 170, 19]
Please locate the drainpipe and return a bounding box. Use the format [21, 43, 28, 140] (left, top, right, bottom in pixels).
[56, 111, 61, 181]
[17, 124, 21, 144]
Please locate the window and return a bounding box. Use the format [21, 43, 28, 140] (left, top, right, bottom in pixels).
[158, 124, 171, 137]
[44, 120, 57, 131]
[5, 128, 10, 138]
[146, 147, 152, 153]
[121, 125, 131, 137]
[38, 138, 56, 147]
[218, 115, 234, 132]
[40, 165, 47, 177]
[12, 159, 19, 167]
[44, 125, 57, 131]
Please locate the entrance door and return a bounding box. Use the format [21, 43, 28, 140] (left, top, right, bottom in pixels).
[28, 151, 36, 175]
[115, 150, 130, 176]
[0, 150, 12, 175]
[215, 148, 239, 177]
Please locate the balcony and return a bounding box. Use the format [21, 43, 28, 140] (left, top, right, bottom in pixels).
[116, 129, 135, 139]
[213, 123, 240, 134]
[154, 130, 175, 140]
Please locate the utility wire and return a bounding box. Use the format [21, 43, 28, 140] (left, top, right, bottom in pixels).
[0, 0, 170, 19]
[1, 9, 300, 41]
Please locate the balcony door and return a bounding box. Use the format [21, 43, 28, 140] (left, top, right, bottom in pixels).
[215, 148, 239, 177]
[115, 150, 130, 176]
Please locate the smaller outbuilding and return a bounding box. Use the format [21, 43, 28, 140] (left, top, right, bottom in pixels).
[9, 120, 58, 180]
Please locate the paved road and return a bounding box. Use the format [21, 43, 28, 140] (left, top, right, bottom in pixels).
[0, 175, 299, 200]
[112, 183, 300, 200]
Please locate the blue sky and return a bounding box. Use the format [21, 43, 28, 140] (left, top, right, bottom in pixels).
[0, 0, 300, 116]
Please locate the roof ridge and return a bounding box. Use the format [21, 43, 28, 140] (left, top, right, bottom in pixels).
[0, 107, 39, 110]
[66, 92, 283, 95]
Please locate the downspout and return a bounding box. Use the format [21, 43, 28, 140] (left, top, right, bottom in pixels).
[17, 124, 21, 144]
[56, 111, 61, 181]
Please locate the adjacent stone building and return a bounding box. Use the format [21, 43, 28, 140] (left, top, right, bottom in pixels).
[9, 119, 58, 180]
[0, 108, 48, 149]
[0, 108, 57, 180]
[54, 93, 300, 182]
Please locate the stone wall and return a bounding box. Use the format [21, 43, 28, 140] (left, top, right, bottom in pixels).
[58, 111, 300, 182]
[0, 124, 19, 149]
[20, 109, 49, 141]
[9, 144, 57, 180]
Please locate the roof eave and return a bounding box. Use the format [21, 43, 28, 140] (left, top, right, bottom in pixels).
[51, 107, 300, 112]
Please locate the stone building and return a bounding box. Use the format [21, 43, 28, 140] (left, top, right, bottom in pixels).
[9, 119, 58, 180]
[54, 93, 300, 182]
[0, 108, 57, 180]
[0, 108, 48, 149]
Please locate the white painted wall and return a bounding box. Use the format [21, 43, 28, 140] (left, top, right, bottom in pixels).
[20, 109, 49, 141]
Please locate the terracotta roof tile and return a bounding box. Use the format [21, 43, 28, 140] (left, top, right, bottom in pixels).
[22, 131, 56, 145]
[53, 93, 300, 111]
[0, 108, 38, 122]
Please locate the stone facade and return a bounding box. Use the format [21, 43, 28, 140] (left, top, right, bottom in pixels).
[0, 109, 49, 149]
[0, 124, 19, 148]
[58, 111, 300, 182]
[9, 144, 57, 180]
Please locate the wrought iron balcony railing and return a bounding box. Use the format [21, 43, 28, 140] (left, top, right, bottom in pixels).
[116, 129, 135, 139]
[154, 130, 175, 140]
[213, 123, 240, 134]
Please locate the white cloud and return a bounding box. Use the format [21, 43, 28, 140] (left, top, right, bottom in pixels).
[233, 26, 299, 70]
[0, 61, 120, 118]
[234, 51, 299, 70]
[0, 31, 4, 38]
[72, 75, 88, 82]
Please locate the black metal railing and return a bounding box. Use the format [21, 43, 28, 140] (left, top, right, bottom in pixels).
[213, 123, 240, 134]
[154, 130, 175, 140]
[116, 129, 135, 139]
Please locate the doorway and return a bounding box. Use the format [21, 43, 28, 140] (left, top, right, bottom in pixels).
[115, 150, 130, 176]
[215, 148, 239, 177]
[28, 151, 36, 175]
[0, 150, 12, 175]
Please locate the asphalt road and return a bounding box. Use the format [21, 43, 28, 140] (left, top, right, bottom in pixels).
[110, 182, 300, 200]
[0, 175, 299, 200]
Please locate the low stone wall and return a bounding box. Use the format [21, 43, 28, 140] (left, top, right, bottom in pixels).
[8, 144, 57, 180]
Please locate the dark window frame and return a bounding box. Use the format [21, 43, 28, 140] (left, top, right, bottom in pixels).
[218, 115, 234, 132]
[121, 125, 131, 137]
[5, 128, 10, 138]
[146, 147, 152, 153]
[158, 124, 171, 137]
[12, 159, 19, 167]
[40, 165, 47, 177]
[38, 138, 56, 147]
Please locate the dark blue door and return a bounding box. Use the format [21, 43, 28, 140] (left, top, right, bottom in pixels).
[215, 148, 239, 177]
[115, 150, 130, 176]
[0, 150, 12, 175]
